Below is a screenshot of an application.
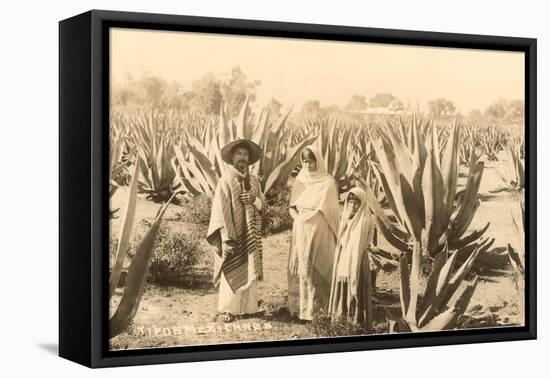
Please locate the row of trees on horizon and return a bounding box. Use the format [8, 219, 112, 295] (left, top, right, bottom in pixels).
[111, 66, 525, 125]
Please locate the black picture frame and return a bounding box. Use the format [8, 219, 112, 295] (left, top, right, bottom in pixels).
[59, 9, 537, 368]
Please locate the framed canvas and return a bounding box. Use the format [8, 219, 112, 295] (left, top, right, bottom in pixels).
[59, 9, 536, 368]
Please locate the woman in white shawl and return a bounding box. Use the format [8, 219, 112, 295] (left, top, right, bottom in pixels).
[329, 187, 374, 329]
[288, 146, 339, 321]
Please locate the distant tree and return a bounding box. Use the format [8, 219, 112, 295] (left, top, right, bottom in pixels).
[389, 99, 405, 112]
[345, 94, 368, 112]
[322, 104, 341, 115]
[484, 100, 507, 119]
[141, 75, 168, 109]
[163, 81, 183, 110]
[111, 71, 139, 108]
[176, 91, 196, 113]
[506, 99, 524, 123]
[468, 108, 483, 123]
[369, 93, 396, 108]
[112, 87, 135, 107]
[222, 66, 261, 116]
[302, 100, 323, 118]
[484, 98, 524, 124]
[428, 98, 456, 117]
[164, 83, 198, 113]
[190, 73, 223, 114]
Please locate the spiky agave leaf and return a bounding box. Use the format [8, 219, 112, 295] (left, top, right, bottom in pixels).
[448, 223, 490, 250]
[507, 192, 525, 276]
[398, 254, 410, 319]
[184, 137, 220, 189]
[109, 160, 140, 299]
[372, 133, 422, 239]
[439, 122, 459, 236]
[507, 244, 525, 277]
[257, 106, 295, 187]
[362, 184, 411, 252]
[369, 247, 399, 272]
[444, 159, 486, 245]
[422, 129, 445, 253]
[109, 130, 128, 207]
[404, 241, 423, 327]
[442, 238, 494, 304]
[416, 246, 449, 318]
[420, 277, 479, 331]
[236, 95, 250, 139]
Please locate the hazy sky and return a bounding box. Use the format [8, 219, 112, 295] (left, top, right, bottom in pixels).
[110, 28, 524, 112]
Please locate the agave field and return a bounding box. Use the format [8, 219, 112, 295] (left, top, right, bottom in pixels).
[108, 100, 525, 347]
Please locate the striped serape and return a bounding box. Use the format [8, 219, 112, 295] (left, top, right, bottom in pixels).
[207, 168, 263, 292]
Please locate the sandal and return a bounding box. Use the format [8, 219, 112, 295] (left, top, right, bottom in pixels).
[220, 312, 234, 323]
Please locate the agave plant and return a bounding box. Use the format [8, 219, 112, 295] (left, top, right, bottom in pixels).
[132, 111, 182, 202]
[367, 117, 490, 258]
[109, 157, 176, 338]
[479, 125, 507, 161]
[362, 117, 495, 331]
[387, 239, 493, 332]
[459, 126, 481, 167]
[493, 140, 525, 193]
[111, 110, 184, 202]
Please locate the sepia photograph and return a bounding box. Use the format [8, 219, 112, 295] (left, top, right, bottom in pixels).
[107, 27, 526, 351]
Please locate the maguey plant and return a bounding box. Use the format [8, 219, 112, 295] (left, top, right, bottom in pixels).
[367, 117, 491, 258]
[133, 111, 182, 202]
[459, 125, 481, 167]
[479, 124, 507, 161]
[111, 110, 184, 202]
[493, 139, 525, 192]
[362, 117, 494, 331]
[387, 239, 493, 332]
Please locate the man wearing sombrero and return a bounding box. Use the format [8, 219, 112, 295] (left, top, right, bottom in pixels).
[206, 138, 265, 322]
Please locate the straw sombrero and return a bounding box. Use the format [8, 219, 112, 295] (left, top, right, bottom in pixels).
[220, 138, 262, 165]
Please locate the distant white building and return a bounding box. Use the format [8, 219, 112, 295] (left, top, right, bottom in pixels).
[347, 98, 422, 115]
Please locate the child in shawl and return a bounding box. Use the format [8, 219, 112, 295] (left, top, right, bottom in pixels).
[288, 146, 339, 321]
[329, 187, 374, 330]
